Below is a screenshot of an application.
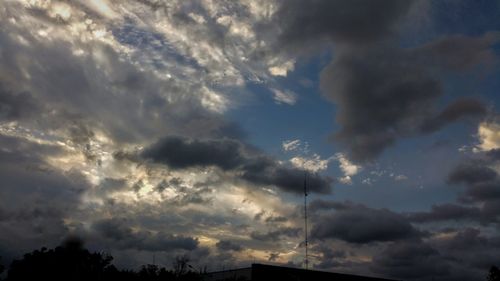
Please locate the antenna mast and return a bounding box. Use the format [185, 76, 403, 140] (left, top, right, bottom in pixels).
[304, 172, 309, 270]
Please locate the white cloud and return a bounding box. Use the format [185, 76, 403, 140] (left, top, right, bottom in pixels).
[475, 121, 500, 152]
[200, 87, 230, 113]
[268, 60, 295, 76]
[48, 2, 73, 21]
[282, 139, 301, 151]
[290, 154, 330, 172]
[81, 0, 119, 19]
[362, 178, 373, 185]
[271, 88, 297, 105]
[283, 139, 331, 172]
[394, 174, 408, 181]
[336, 153, 361, 177]
[334, 153, 361, 185]
[285, 149, 361, 182]
[339, 176, 353, 184]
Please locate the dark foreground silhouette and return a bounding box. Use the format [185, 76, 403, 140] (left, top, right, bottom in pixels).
[489, 266, 500, 281]
[0, 240, 499, 281]
[2, 238, 201, 281]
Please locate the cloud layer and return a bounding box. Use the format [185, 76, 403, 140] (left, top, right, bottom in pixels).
[0, 1, 499, 280]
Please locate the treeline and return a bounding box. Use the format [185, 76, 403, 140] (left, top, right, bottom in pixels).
[0, 238, 202, 281]
[0, 239, 499, 281]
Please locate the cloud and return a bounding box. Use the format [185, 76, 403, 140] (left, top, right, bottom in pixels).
[311, 244, 348, 271]
[308, 199, 348, 213]
[282, 139, 301, 152]
[0, 84, 40, 121]
[321, 47, 440, 161]
[271, 88, 297, 105]
[413, 32, 500, 71]
[92, 218, 199, 252]
[448, 162, 498, 185]
[268, 60, 295, 76]
[0, 9, 238, 145]
[430, 228, 500, 274]
[477, 120, 500, 152]
[250, 226, 301, 242]
[216, 240, 243, 252]
[1, 0, 499, 276]
[142, 137, 246, 170]
[334, 153, 361, 184]
[371, 240, 449, 280]
[370, 228, 500, 281]
[0, 1, 311, 267]
[307, 198, 500, 280]
[0, 135, 90, 259]
[283, 139, 332, 173]
[448, 159, 500, 209]
[320, 42, 491, 162]
[407, 204, 483, 224]
[290, 154, 330, 173]
[425, 143, 500, 225]
[269, 0, 497, 162]
[310, 202, 422, 244]
[272, 0, 413, 51]
[142, 136, 332, 194]
[267, 252, 280, 262]
[420, 98, 487, 133]
[394, 174, 408, 181]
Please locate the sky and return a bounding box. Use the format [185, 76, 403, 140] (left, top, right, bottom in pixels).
[0, 0, 500, 280]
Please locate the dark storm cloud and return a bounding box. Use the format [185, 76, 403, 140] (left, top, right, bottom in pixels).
[448, 162, 498, 185]
[142, 136, 332, 194]
[264, 215, 288, 223]
[370, 228, 500, 281]
[271, 1, 498, 162]
[250, 227, 301, 242]
[464, 181, 500, 202]
[92, 218, 199, 252]
[155, 177, 213, 206]
[215, 240, 243, 252]
[413, 32, 500, 71]
[431, 228, 500, 272]
[420, 98, 487, 133]
[308, 199, 348, 213]
[447, 157, 500, 206]
[413, 151, 500, 226]
[371, 240, 450, 280]
[169, 185, 214, 206]
[142, 137, 246, 170]
[310, 202, 422, 244]
[485, 148, 500, 161]
[320, 43, 491, 162]
[407, 203, 483, 223]
[311, 244, 348, 271]
[320, 47, 441, 161]
[273, 0, 413, 51]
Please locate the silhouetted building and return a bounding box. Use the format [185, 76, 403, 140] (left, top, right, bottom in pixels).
[203, 263, 399, 281]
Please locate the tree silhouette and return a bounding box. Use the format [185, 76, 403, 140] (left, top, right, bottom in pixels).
[137, 264, 177, 281]
[173, 255, 190, 277]
[5, 240, 202, 281]
[172, 256, 202, 281]
[488, 266, 500, 281]
[7, 237, 117, 281]
[0, 256, 4, 280]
